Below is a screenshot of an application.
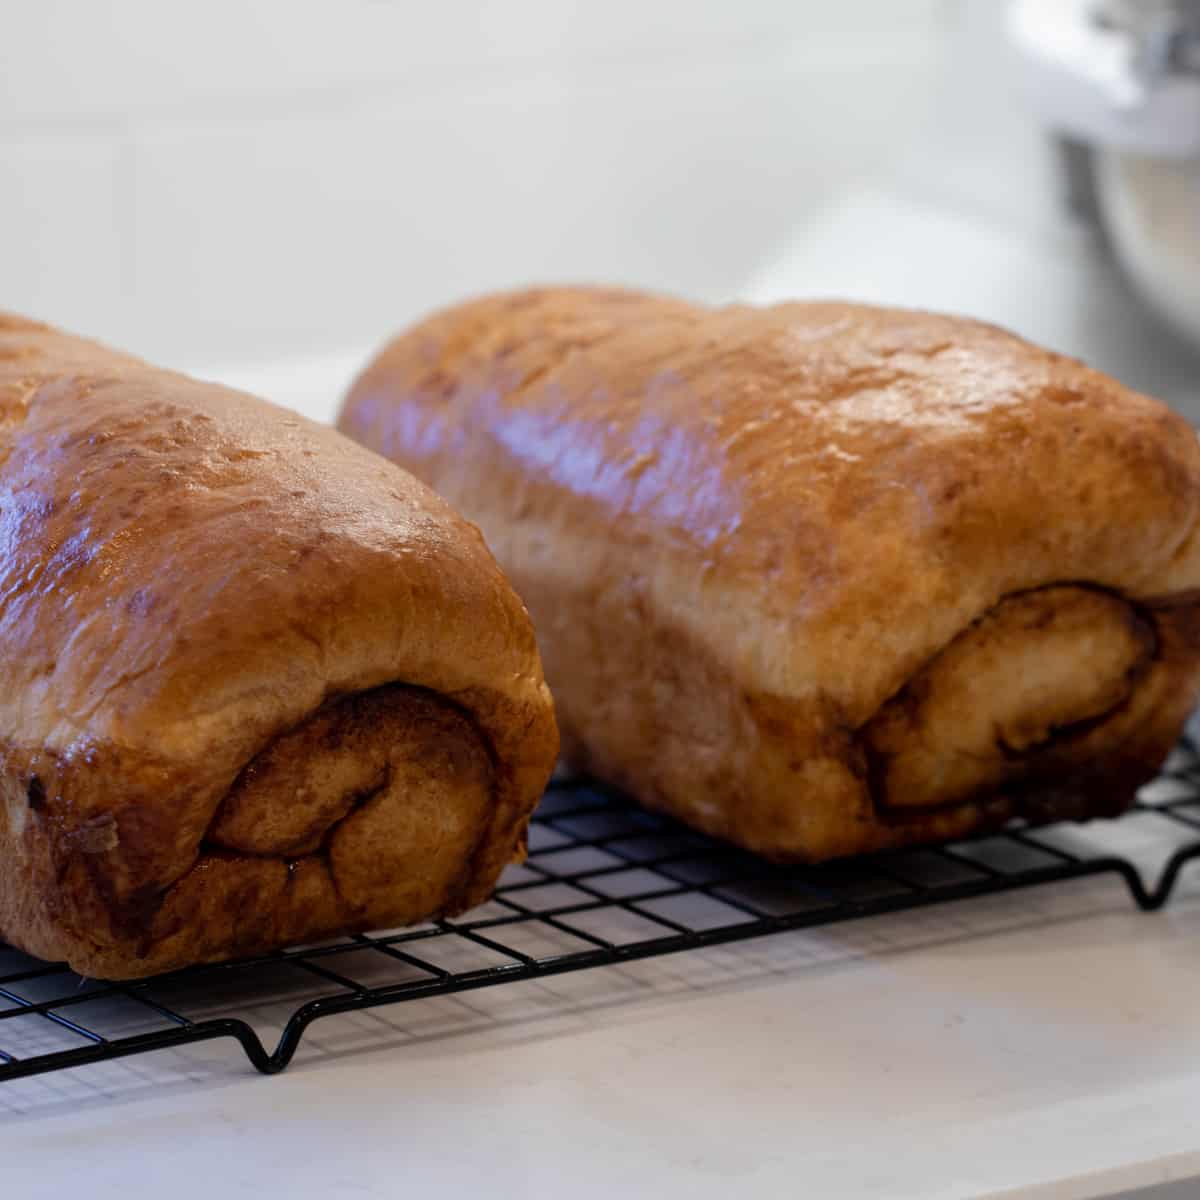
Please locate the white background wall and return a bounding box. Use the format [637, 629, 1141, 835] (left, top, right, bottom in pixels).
[0, 1, 950, 368]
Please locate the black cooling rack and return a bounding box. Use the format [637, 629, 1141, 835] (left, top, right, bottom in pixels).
[4, 740, 1200, 1083]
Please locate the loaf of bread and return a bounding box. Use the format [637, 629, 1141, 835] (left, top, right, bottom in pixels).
[339, 287, 1200, 861]
[0, 313, 557, 978]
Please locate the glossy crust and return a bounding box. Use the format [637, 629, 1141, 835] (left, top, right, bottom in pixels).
[0, 313, 557, 978]
[339, 287, 1200, 860]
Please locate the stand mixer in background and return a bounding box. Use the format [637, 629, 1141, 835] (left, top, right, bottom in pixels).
[1011, 0, 1200, 350]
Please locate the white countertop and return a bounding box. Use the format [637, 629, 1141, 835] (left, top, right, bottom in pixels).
[5, 329, 1200, 1197]
[5, 859, 1200, 1200]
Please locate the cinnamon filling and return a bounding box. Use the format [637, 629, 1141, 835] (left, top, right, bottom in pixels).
[205, 684, 495, 914]
[863, 585, 1158, 814]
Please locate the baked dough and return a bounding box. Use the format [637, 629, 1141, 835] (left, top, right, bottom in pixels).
[339, 287, 1200, 860]
[0, 313, 557, 978]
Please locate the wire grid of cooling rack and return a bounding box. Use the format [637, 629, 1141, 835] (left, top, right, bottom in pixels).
[3, 738, 1200, 1082]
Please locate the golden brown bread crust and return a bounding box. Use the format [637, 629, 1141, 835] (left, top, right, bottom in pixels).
[339, 287, 1200, 860]
[0, 313, 557, 978]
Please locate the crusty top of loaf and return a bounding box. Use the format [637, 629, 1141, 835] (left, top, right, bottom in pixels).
[343, 287, 1200, 728]
[0, 314, 554, 797]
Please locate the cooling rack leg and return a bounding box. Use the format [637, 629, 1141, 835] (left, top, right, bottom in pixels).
[1145, 844, 1200, 912]
[0, 1018, 275, 1082]
[267, 994, 370, 1073]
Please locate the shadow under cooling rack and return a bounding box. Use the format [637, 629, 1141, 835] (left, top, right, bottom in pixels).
[4, 739, 1200, 1083]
